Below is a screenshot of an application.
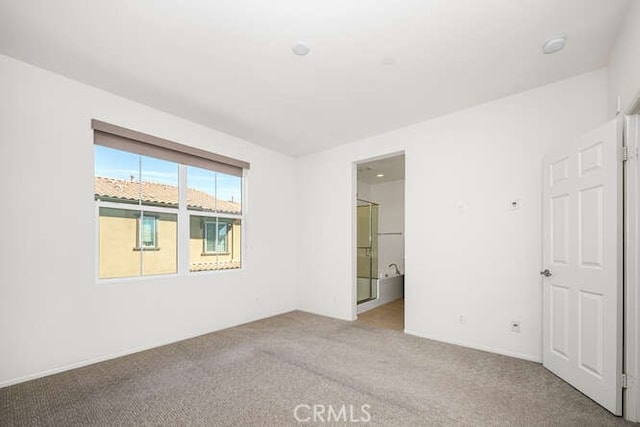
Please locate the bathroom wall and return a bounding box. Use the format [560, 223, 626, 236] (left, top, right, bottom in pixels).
[370, 180, 405, 277]
[356, 180, 372, 201]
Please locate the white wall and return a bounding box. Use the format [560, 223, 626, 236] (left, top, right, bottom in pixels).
[0, 55, 298, 386]
[370, 180, 405, 277]
[0, 50, 616, 386]
[297, 69, 608, 360]
[356, 180, 372, 201]
[608, 0, 640, 115]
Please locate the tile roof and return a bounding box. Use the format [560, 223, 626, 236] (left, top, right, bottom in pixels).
[95, 176, 241, 214]
[190, 260, 242, 272]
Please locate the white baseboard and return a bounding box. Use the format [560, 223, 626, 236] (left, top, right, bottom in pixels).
[297, 308, 354, 322]
[357, 295, 401, 314]
[404, 329, 542, 363]
[0, 307, 296, 389]
[0, 343, 171, 388]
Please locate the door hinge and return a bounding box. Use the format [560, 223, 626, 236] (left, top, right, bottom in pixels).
[621, 146, 638, 162]
[622, 373, 628, 389]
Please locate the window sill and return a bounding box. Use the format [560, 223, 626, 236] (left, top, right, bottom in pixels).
[201, 252, 230, 256]
[132, 247, 161, 251]
[95, 267, 245, 284]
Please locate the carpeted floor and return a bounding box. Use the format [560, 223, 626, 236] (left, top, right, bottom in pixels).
[0, 311, 631, 426]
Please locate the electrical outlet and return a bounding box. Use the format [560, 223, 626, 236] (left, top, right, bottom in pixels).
[510, 321, 521, 333]
[459, 315, 465, 324]
[510, 199, 520, 210]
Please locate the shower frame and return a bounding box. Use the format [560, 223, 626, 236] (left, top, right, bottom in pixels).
[356, 199, 379, 304]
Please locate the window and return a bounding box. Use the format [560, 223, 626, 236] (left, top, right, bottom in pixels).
[204, 220, 227, 253]
[139, 216, 158, 249]
[187, 166, 242, 271]
[93, 120, 249, 280]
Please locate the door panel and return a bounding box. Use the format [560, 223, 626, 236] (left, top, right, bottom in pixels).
[579, 290, 604, 377]
[542, 118, 623, 415]
[551, 194, 569, 264]
[579, 185, 604, 267]
[550, 284, 569, 358]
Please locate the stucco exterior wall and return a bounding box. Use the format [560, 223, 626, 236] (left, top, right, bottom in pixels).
[98, 208, 178, 278]
[189, 216, 241, 270]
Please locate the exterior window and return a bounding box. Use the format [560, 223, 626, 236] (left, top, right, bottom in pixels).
[139, 216, 158, 249]
[95, 146, 179, 279]
[204, 220, 228, 253]
[93, 120, 248, 280]
[187, 166, 242, 272]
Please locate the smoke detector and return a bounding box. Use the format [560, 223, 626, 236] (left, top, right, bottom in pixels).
[292, 42, 310, 56]
[542, 35, 566, 54]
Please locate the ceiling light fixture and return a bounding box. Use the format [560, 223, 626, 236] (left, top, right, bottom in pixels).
[382, 56, 396, 66]
[292, 42, 310, 56]
[376, 173, 384, 178]
[542, 35, 566, 54]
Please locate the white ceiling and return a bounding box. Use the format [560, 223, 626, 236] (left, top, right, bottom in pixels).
[0, 0, 630, 157]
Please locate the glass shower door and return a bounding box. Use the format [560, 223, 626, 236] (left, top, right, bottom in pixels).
[357, 200, 378, 304]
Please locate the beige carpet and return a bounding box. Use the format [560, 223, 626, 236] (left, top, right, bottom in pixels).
[0, 311, 631, 426]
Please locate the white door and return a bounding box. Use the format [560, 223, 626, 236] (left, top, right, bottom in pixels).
[542, 118, 623, 415]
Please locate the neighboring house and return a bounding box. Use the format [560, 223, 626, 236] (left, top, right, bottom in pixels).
[95, 176, 242, 278]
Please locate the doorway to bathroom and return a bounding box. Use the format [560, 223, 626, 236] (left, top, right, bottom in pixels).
[355, 153, 405, 331]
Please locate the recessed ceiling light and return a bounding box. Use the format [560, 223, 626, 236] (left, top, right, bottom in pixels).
[376, 173, 384, 178]
[292, 42, 310, 56]
[542, 35, 566, 54]
[382, 56, 396, 66]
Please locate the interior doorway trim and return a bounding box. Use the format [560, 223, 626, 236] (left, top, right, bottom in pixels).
[351, 150, 406, 322]
[624, 109, 640, 422]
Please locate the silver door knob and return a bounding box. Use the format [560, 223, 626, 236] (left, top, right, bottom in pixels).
[540, 269, 552, 277]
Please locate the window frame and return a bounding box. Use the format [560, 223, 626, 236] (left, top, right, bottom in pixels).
[95, 166, 245, 282]
[203, 219, 229, 255]
[93, 120, 248, 283]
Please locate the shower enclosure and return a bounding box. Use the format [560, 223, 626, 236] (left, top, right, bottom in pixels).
[356, 199, 379, 304]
